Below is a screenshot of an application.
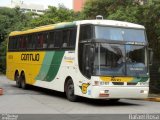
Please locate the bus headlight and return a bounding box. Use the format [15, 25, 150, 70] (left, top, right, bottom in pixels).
[94, 81, 109, 86]
[100, 81, 109, 86]
[94, 81, 99, 86]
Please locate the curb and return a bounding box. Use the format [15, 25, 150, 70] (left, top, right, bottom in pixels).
[144, 98, 160, 102]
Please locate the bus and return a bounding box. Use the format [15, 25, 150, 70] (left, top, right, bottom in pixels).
[6, 19, 151, 102]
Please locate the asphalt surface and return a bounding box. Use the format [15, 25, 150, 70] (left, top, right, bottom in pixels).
[0, 75, 160, 114]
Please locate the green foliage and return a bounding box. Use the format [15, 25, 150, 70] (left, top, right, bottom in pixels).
[0, 40, 7, 73]
[0, 7, 32, 73]
[83, 0, 133, 19]
[30, 5, 83, 27]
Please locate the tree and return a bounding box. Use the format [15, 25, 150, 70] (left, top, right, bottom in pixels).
[30, 5, 82, 27]
[0, 7, 32, 73]
[83, 0, 133, 19]
[0, 40, 7, 73]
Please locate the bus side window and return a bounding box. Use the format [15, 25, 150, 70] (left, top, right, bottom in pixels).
[48, 31, 54, 48]
[62, 30, 70, 48]
[54, 30, 62, 48]
[43, 32, 48, 49]
[69, 28, 77, 48]
[28, 34, 32, 49]
[25, 35, 28, 50]
[20, 36, 27, 50]
[15, 36, 19, 50]
[32, 34, 36, 49]
[19, 36, 22, 50]
[37, 33, 44, 49]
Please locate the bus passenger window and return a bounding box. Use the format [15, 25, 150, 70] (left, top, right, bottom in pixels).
[28, 35, 32, 49]
[13, 36, 20, 50]
[31, 35, 36, 49]
[62, 30, 70, 48]
[37, 33, 44, 49]
[19, 36, 27, 50]
[54, 31, 62, 48]
[69, 28, 77, 48]
[23, 36, 27, 50]
[48, 32, 54, 48]
[43, 33, 48, 49]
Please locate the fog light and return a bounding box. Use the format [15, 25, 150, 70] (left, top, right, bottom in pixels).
[140, 90, 148, 94]
[105, 90, 109, 93]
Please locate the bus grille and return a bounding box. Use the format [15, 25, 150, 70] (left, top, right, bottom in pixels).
[112, 82, 124, 85]
[127, 82, 137, 85]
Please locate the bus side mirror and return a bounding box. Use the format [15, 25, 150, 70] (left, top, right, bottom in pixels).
[148, 48, 153, 66]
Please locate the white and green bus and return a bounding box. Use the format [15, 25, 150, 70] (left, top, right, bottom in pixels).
[7, 18, 151, 101]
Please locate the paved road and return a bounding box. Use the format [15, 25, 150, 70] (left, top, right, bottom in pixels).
[0, 75, 160, 114]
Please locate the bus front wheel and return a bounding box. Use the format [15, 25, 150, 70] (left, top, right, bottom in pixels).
[65, 79, 78, 102]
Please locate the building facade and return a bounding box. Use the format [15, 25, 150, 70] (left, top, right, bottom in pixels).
[73, 0, 86, 12]
[10, 0, 45, 14]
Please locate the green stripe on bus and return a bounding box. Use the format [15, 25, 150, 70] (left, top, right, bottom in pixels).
[55, 23, 76, 29]
[131, 77, 149, 83]
[35, 51, 65, 82]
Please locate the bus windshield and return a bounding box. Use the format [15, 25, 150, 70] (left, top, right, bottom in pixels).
[95, 26, 146, 42]
[93, 43, 148, 77]
[79, 25, 148, 78]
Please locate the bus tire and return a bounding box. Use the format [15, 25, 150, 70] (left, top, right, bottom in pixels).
[15, 72, 21, 88]
[20, 72, 27, 89]
[65, 79, 78, 102]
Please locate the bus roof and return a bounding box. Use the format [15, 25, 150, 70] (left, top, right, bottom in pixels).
[9, 22, 76, 36]
[9, 20, 145, 37]
[75, 20, 145, 29]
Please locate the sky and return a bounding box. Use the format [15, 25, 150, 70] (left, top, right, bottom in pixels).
[0, 0, 73, 9]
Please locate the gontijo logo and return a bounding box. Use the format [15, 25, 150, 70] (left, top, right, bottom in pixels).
[21, 53, 40, 61]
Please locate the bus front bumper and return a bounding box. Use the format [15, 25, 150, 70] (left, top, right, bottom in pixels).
[91, 86, 149, 99]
